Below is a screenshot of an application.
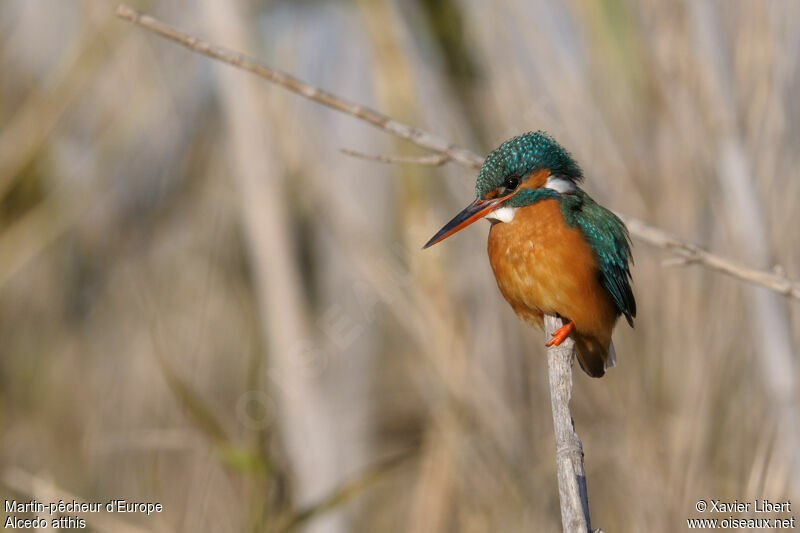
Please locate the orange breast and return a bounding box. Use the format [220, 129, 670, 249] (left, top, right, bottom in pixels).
[487, 198, 619, 373]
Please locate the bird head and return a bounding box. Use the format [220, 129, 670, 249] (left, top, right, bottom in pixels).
[423, 131, 583, 248]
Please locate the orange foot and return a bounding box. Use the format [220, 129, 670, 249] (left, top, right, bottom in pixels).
[546, 320, 575, 347]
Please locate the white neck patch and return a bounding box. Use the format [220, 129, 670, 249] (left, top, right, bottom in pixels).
[486, 206, 517, 223]
[544, 175, 576, 193]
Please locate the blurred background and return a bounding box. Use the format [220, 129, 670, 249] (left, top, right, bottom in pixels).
[1, 0, 799, 531]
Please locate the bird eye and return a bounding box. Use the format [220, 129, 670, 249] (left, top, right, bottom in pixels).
[503, 176, 520, 190]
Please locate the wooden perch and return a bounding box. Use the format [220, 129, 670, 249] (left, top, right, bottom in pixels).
[115, 4, 800, 304]
[544, 315, 593, 533]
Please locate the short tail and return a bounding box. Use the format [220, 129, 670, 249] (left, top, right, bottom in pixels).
[574, 337, 616, 378]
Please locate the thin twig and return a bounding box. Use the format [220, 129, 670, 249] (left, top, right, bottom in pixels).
[340, 148, 451, 166]
[114, 4, 800, 303]
[619, 214, 800, 299]
[115, 4, 483, 170]
[661, 257, 695, 268]
[543, 315, 592, 533]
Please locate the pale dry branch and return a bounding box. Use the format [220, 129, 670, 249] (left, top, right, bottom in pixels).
[115, 4, 483, 170]
[340, 148, 451, 166]
[543, 315, 592, 533]
[115, 4, 800, 303]
[661, 257, 695, 268]
[619, 214, 800, 300]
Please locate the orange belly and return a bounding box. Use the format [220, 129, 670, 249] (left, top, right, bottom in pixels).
[487, 198, 619, 376]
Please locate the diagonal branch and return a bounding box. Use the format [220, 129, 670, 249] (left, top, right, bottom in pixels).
[115, 4, 800, 303]
[618, 214, 800, 300]
[115, 4, 483, 170]
[340, 148, 451, 166]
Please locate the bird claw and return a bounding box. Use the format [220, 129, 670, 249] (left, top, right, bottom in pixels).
[546, 320, 574, 347]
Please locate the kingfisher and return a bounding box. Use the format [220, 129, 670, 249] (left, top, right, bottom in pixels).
[424, 132, 635, 377]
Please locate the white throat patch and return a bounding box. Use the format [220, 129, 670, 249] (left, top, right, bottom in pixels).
[544, 175, 576, 193]
[486, 175, 574, 224]
[486, 206, 517, 223]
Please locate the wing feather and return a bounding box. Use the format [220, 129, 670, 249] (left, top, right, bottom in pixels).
[560, 189, 636, 325]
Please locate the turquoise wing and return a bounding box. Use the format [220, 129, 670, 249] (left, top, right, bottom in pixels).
[561, 190, 636, 326]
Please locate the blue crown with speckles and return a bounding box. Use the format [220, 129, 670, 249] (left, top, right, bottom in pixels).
[475, 131, 583, 196]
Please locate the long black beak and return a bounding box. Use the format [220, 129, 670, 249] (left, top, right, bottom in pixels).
[423, 197, 506, 249]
